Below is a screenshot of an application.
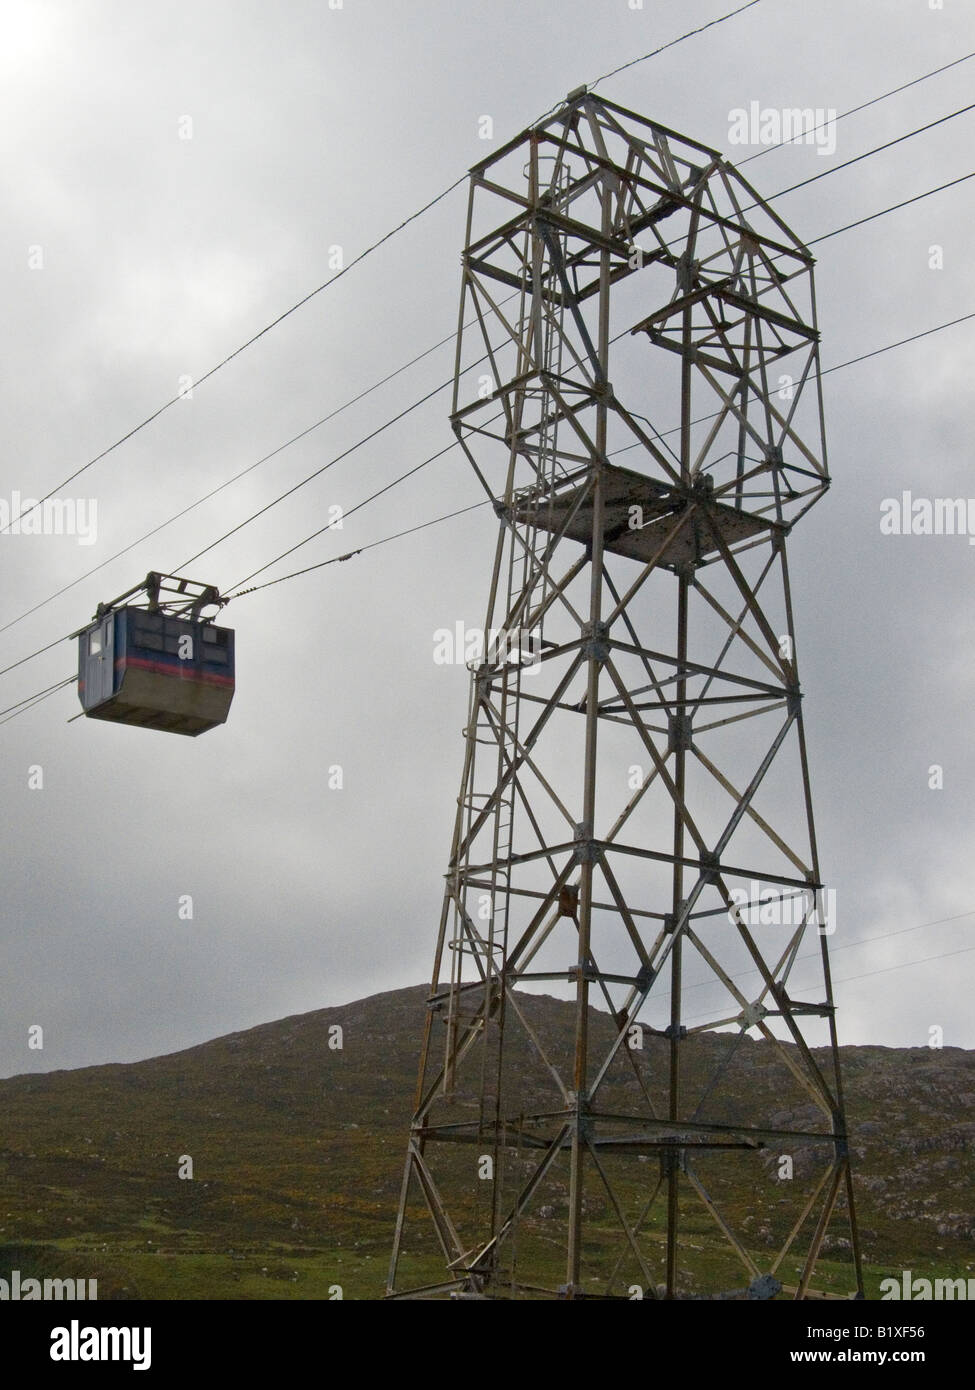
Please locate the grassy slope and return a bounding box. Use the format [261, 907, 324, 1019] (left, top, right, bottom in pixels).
[0, 984, 972, 1299]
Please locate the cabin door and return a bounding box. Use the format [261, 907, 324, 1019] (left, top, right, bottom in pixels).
[88, 614, 114, 705]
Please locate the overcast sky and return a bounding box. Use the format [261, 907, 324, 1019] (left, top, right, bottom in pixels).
[1, 0, 974, 1079]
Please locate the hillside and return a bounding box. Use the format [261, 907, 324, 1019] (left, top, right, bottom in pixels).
[0, 984, 972, 1299]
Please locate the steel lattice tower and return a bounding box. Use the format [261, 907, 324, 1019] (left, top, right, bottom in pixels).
[387, 89, 863, 1301]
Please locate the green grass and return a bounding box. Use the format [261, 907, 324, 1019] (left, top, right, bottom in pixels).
[1, 984, 972, 1300]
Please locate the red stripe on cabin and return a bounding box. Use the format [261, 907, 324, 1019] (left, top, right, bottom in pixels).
[115, 656, 235, 688]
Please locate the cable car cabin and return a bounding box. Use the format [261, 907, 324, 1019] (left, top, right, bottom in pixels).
[77, 606, 235, 736]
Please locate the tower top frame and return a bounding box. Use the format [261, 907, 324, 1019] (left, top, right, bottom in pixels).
[454, 88, 828, 544]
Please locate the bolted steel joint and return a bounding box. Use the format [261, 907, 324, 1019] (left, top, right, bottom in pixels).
[668, 711, 693, 753]
[635, 963, 656, 992]
[740, 1001, 767, 1029]
[747, 1273, 782, 1301]
[568, 961, 598, 984]
[581, 620, 610, 664]
[573, 822, 598, 864]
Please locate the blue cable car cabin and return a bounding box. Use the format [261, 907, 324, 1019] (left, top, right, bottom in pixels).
[77, 605, 235, 736]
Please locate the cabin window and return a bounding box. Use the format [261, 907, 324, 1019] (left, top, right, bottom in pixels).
[133, 624, 165, 651]
[201, 626, 230, 664]
[89, 631, 102, 655]
[159, 620, 192, 656]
